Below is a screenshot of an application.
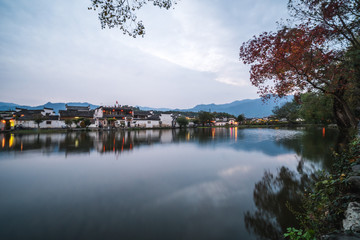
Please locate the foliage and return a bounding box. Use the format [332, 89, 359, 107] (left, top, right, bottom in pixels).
[299, 93, 334, 124]
[198, 111, 214, 126]
[65, 119, 73, 128]
[34, 116, 44, 128]
[176, 116, 189, 128]
[191, 118, 200, 125]
[236, 114, 245, 123]
[284, 227, 316, 240]
[5, 121, 11, 130]
[82, 118, 92, 128]
[72, 118, 83, 127]
[212, 112, 235, 119]
[239, 0, 359, 129]
[272, 100, 301, 122]
[89, 0, 177, 37]
[271, 93, 335, 124]
[286, 136, 360, 238]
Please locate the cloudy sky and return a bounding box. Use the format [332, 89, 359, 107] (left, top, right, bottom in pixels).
[0, 0, 290, 108]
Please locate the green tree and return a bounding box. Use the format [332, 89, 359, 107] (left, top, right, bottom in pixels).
[299, 93, 334, 124]
[213, 112, 235, 119]
[89, 0, 176, 37]
[83, 118, 92, 128]
[236, 114, 245, 124]
[272, 100, 301, 123]
[198, 111, 214, 126]
[107, 118, 116, 128]
[176, 116, 189, 128]
[192, 118, 200, 125]
[65, 119, 73, 128]
[34, 117, 43, 129]
[72, 118, 83, 128]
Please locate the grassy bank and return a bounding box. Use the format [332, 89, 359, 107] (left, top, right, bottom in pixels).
[284, 136, 360, 239]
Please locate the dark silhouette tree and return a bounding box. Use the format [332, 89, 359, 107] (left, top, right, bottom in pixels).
[272, 100, 301, 123]
[34, 116, 44, 129]
[299, 93, 335, 124]
[245, 163, 315, 240]
[176, 116, 189, 128]
[198, 111, 214, 126]
[236, 114, 245, 124]
[89, 0, 177, 37]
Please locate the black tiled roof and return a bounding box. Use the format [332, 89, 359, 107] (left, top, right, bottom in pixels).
[102, 107, 133, 111]
[145, 115, 161, 121]
[65, 105, 90, 111]
[103, 114, 132, 119]
[59, 110, 94, 118]
[17, 115, 60, 121]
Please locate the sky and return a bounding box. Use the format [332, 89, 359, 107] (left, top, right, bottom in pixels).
[0, 0, 290, 108]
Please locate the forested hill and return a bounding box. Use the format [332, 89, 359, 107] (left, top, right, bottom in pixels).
[179, 97, 292, 118]
[140, 96, 293, 118]
[0, 96, 292, 118]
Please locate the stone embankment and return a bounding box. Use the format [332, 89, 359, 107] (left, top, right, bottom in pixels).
[325, 165, 360, 239]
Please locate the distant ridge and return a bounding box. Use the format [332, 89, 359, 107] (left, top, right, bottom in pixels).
[139, 96, 292, 118]
[0, 96, 293, 118]
[0, 102, 99, 114]
[177, 96, 293, 118]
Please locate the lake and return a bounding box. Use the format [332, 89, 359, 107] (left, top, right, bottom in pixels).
[0, 127, 339, 240]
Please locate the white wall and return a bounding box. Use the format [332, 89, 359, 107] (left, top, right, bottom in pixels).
[16, 120, 66, 129]
[160, 114, 173, 127]
[133, 119, 160, 128]
[94, 108, 103, 119]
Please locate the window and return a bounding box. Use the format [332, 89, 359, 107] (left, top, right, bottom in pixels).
[148, 121, 151, 124]
[46, 121, 51, 125]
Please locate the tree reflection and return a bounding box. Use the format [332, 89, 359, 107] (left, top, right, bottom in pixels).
[245, 160, 316, 240]
[275, 127, 338, 169]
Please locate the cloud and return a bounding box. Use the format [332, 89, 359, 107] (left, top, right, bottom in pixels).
[0, 0, 289, 107]
[219, 165, 252, 177]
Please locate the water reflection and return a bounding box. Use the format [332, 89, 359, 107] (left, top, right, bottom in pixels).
[0, 127, 339, 240]
[244, 161, 316, 240]
[0, 128, 338, 162]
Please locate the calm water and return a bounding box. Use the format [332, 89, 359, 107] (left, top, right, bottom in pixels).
[0, 127, 338, 240]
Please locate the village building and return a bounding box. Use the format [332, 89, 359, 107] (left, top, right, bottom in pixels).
[14, 108, 64, 129]
[159, 113, 176, 127]
[0, 111, 16, 131]
[133, 114, 162, 128]
[214, 117, 236, 126]
[59, 105, 94, 120]
[94, 105, 134, 128]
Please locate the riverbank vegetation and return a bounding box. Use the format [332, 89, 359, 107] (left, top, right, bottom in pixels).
[239, 0, 360, 237]
[285, 136, 360, 239]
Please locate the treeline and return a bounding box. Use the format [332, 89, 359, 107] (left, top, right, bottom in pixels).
[272, 92, 360, 125]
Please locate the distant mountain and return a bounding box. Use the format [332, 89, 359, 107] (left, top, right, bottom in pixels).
[0, 102, 99, 114]
[179, 96, 293, 118]
[1, 96, 292, 118]
[136, 106, 172, 112]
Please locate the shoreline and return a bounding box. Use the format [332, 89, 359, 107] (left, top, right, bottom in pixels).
[0, 124, 338, 135]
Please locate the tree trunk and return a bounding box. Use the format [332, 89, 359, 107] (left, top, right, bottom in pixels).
[333, 95, 358, 130]
[331, 75, 358, 130]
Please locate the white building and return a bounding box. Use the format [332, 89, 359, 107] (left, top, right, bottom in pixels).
[14, 108, 66, 129]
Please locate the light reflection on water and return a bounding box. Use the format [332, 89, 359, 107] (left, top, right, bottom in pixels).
[0, 127, 338, 240]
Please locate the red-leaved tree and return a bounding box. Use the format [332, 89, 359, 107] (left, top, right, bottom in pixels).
[240, 0, 359, 129]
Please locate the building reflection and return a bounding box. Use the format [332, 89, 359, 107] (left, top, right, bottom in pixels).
[0, 127, 337, 163]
